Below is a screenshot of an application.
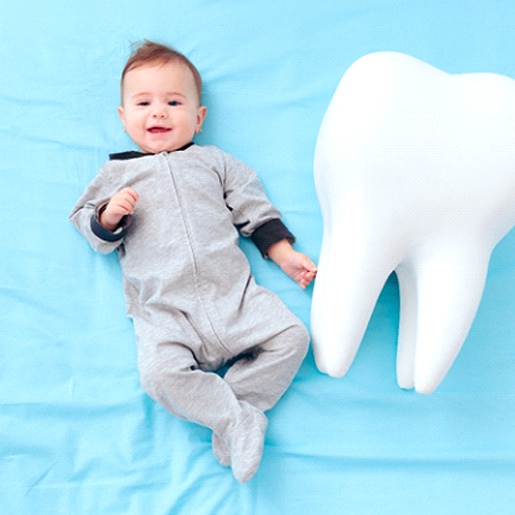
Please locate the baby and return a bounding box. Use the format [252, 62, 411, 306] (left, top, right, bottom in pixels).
[69, 41, 317, 483]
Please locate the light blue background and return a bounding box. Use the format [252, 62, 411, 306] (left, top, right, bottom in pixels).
[1, 1, 514, 514]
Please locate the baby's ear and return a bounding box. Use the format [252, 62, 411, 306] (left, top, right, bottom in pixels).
[196, 105, 207, 131]
[117, 106, 126, 127]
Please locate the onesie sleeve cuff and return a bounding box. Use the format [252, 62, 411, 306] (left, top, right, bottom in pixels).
[90, 204, 131, 242]
[251, 219, 296, 258]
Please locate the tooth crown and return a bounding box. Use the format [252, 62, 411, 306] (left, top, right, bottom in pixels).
[311, 51, 515, 394]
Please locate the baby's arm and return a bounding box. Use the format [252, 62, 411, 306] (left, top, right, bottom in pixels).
[99, 187, 140, 231]
[69, 170, 136, 254]
[267, 239, 317, 289]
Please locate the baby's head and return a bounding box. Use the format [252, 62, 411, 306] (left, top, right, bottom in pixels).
[118, 41, 207, 154]
[120, 41, 203, 105]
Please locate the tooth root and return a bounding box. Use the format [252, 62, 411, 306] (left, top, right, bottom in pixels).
[311, 228, 393, 378]
[399, 244, 490, 394]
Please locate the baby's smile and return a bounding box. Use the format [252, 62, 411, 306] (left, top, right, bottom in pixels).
[148, 126, 171, 133]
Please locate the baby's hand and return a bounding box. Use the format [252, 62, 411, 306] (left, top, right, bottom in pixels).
[267, 239, 318, 289]
[100, 187, 140, 231]
[281, 250, 318, 289]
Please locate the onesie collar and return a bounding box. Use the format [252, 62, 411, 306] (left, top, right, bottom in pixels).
[109, 141, 195, 161]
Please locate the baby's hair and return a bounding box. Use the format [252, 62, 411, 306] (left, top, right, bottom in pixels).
[121, 40, 203, 104]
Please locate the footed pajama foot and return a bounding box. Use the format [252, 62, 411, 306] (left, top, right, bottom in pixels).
[219, 402, 268, 483]
[212, 432, 231, 467]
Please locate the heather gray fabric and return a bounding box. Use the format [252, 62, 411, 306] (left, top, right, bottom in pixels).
[69, 145, 309, 481]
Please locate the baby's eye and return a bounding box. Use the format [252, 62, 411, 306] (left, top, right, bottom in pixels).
[137, 101, 150, 106]
[168, 100, 181, 106]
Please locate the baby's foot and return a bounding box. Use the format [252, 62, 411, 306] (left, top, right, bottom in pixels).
[212, 432, 231, 467]
[223, 402, 268, 483]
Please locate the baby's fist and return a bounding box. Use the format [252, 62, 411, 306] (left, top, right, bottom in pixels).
[100, 187, 139, 231]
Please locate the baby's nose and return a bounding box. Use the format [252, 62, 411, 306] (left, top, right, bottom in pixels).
[152, 106, 167, 118]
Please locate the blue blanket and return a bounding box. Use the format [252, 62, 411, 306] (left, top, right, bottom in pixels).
[1, 1, 514, 513]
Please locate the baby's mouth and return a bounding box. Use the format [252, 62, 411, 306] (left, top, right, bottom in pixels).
[148, 126, 171, 134]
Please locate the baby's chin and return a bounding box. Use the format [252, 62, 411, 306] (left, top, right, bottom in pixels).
[138, 143, 181, 154]
[136, 140, 191, 154]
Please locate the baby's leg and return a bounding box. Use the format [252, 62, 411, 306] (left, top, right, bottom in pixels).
[223, 322, 309, 412]
[139, 343, 240, 435]
[212, 322, 308, 469]
[138, 343, 266, 482]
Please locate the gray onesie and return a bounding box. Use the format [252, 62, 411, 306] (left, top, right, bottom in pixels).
[69, 144, 309, 448]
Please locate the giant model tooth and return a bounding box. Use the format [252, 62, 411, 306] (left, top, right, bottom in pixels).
[311, 52, 515, 394]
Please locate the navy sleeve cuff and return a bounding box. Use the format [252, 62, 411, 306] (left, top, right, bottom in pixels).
[251, 219, 295, 257]
[90, 207, 129, 242]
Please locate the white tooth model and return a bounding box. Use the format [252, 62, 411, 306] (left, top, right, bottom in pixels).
[311, 52, 515, 394]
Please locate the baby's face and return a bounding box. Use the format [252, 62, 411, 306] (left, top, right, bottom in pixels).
[118, 61, 206, 154]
